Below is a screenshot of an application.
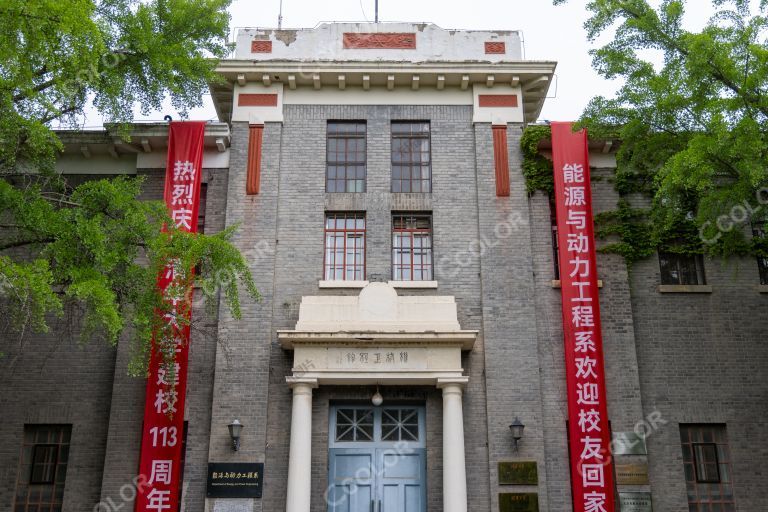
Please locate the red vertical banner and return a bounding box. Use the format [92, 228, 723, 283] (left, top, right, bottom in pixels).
[551, 122, 615, 512]
[135, 121, 206, 512]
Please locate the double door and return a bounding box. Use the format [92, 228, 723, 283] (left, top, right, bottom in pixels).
[327, 406, 426, 512]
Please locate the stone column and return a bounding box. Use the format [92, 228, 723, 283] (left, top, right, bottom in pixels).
[285, 378, 318, 512]
[438, 377, 469, 512]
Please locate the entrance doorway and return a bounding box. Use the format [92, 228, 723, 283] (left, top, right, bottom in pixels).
[327, 405, 426, 512]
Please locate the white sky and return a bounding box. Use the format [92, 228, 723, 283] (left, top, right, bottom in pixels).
[119, 0, 718, 125]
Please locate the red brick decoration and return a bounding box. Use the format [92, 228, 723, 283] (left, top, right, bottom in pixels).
[238, 93, 278, 107]
[484, 41, 506, 54]
[343, 32, 416, 49]
[478, 94, 519, 108]
[251, 40, 272, 53]
[492, 125, 510, 197]
[246, 124, 264, 195]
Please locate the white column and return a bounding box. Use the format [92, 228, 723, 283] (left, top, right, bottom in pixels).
[286, 378, 317, 512]
[438, 378, 468, 512]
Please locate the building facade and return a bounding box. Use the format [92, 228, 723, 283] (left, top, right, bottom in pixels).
[1, 22, 767, 512]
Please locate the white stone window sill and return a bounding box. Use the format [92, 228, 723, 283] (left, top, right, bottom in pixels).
[551, 280, 603, 289]
[657, 284, 713, 293]
[318, 280, 369, 289]
[388, 280, 438, 289]
[759, 285, 768, 293]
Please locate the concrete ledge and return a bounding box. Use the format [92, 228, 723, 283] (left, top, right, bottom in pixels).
[318, 280, 369, 289]
[758, 285, 768, 293]
[551, 280, 603, 288]
[388, 280, 438, 289]
[657, 284, 713, 293]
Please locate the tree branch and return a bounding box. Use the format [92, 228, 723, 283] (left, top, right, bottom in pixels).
[0, 238, 55, 251]
[616, 1, 768, 118]
[13, 78, 57, 103]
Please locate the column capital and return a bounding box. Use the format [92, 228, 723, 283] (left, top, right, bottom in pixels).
[437, 377, 469, 393]
[286, 377, 318, 393]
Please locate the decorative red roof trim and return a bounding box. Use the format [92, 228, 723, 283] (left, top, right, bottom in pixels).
[343, 32, 416, 49]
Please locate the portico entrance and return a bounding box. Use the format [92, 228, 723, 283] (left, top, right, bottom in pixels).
[278, 283, 477, 512]
[328, 405, 426, 512]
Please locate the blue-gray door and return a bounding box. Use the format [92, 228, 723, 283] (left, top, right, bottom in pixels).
[328, 406, 426, 512]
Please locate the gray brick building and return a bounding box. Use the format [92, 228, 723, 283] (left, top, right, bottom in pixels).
[1, 22, 767, 512]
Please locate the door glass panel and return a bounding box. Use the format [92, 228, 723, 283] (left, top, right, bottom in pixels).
[335, 408, 374, 442]
[381, 409, 419, 441]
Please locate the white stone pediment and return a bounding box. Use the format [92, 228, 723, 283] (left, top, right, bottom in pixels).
[291, 282, 464, 332]
[278, 283, 476, 385]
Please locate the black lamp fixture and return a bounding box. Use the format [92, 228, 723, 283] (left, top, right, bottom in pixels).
[228, 419, 243, 451]
[509, 417, 525, 452]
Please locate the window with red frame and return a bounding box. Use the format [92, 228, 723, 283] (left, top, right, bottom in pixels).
[392, 214, 433, 281]
[680, 424, 736, 511]
[324, 213, 366, 280]
[15, 424, 71, 512]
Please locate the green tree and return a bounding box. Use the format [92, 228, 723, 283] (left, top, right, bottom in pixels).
[0, 0, 259, 376]
[554, 0, 768, 257]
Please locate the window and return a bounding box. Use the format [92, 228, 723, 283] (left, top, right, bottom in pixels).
[752, 222, 768, 285]
[659, 252, 706, 285]
[391, 122, 431, 193]
[324, 213, 366, 280]
[197, 182, 208, 234]
[680, 424, 735, 510]
[326, 122, 366, 193]
[177, 421, 189, 512]
[392, 214, 433, 281]
[335, 408, 374, 442]
[15, 424, 71, 512]
[551, 198, 560, 280]
[331, 406, 424, 445]
[381, 408, 419, 441]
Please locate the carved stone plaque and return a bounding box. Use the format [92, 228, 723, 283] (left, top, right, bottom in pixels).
[612, 432, 648, 455]
[498, 461, 538, 485]
[615, 462, 649, 485]
[619, 492, 653, 512]
[499, 493, 539, 512]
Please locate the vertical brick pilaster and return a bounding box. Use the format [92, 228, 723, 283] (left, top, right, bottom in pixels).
[492, 125, 510, 196]
[247, 124, 264, 195]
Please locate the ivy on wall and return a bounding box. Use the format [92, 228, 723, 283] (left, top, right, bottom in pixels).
[520, 125, 766, 264]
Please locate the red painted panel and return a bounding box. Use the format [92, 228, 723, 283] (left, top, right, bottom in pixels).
[484, 41, 506, 54]
[251, 40, 272, 53]
[478, 94, 518, 108]
[342, 32, 416, 49]
[238, 94, 278, 107]
[492, 125, 510, 197]
[247, 125, 264, 195]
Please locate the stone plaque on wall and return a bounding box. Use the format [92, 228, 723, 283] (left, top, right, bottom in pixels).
[615, 462, 649, 485]
[499, 493, 539, 512]
[207, 463, 263, 498]
[327, 347, 428, 370]
[498, 461, 538, 485]
[619, 492, 653, 512]
[612, 432, 648, 455]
